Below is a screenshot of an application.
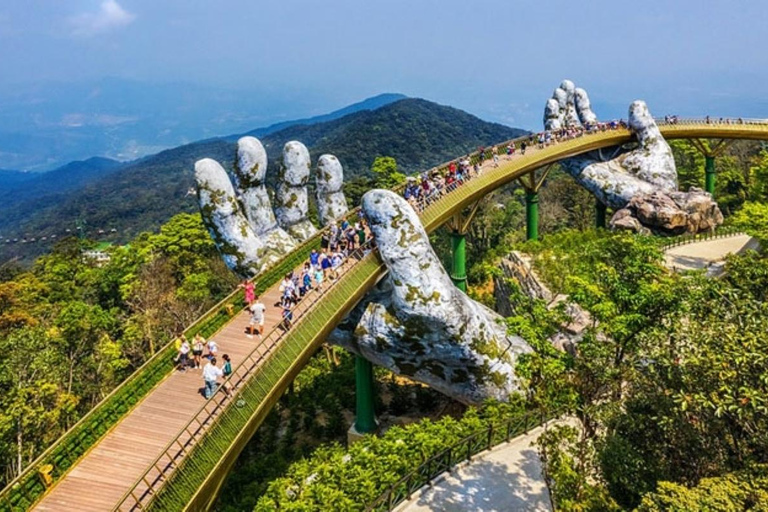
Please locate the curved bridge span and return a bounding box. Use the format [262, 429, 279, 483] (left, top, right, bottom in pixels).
[8, 119, 768, 512]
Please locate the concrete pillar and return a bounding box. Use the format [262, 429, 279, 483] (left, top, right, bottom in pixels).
[526, 191, 539, 241]
[353, 355, 376, 435]
[705, 155, 716, 196]
[450, 231, 467, 292]
[595, 200, 607, 229]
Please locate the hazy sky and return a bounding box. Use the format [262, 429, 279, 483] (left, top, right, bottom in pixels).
[2, 0, 768, 128]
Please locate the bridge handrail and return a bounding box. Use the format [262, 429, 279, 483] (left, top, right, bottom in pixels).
[365, 407, 561, 512]
[659, 226, 745, 251]
[655, 117, 768, 126]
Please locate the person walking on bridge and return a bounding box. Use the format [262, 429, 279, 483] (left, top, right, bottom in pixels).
[192, 334, 205, 369]
[176, 337, 190, 372]
[248, 295, 266, 339]
[203, 357, 223, 399]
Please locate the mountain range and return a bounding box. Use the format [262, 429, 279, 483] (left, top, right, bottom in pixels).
[0, 97, 526, 263]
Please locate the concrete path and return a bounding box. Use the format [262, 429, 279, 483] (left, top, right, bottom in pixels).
[664, 233, 759, 273]
[397, 423, 554, 512]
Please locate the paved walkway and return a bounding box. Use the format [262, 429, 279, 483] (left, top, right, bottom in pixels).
[398, 423, 554, 512]
[664, 233, 759, 274]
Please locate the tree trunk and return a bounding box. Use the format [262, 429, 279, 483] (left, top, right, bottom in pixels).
[16, 423, 23, 478]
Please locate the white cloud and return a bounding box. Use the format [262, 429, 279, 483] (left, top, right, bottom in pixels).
[70, 0, 136, 37]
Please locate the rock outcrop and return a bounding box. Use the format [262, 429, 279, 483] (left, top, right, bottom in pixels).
[494, 252, 591, 353]
[316, 154, 349, 225]
[544, 81, 723, 235]
[330, 190, 532, 405]
[613, 187, 723, 234]
[195, 137, 348, 278]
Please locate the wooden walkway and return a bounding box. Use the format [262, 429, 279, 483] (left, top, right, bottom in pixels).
[33, 270, 302, 511]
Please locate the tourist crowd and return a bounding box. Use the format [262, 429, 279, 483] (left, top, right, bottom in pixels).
[175, 216, 375, 400]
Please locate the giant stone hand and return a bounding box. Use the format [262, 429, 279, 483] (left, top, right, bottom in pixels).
[195, 136, 348, 278]
[331, 189, 532, 405]
[545, 80, 723, 234]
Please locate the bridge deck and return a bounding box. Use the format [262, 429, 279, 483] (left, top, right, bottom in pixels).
[33, 275, 293, 511]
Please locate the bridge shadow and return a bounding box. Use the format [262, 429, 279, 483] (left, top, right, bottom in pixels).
[408, 445, 551, 511]
[667, 254, 712, 271]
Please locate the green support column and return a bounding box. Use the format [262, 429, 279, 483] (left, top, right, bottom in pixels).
[450, 231, 467, 292]
[525, 190, 539, 241]
[705, 155, 716, 196]
[595, 200, 607, 229]
[354, 355, 376, 433]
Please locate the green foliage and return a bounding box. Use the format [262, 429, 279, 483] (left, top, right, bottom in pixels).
[518, 230, 768, 510]
[253, 402, 526, 511]
[537, 425, 620, 511]
[730, 201, 768, 244]
[217, 349, 453, 511]
[0, 213, 236, 488]
[636, 465, 768, 512]
[370, 156, 406, 189]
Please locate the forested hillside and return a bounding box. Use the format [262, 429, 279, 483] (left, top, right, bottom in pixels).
[0, 98, 524, 263]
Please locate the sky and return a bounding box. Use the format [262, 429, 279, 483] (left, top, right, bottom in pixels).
[1, 0, 768, 168]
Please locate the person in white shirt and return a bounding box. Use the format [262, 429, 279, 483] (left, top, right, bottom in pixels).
[203, 358, 223, 399]
[177, 338, 190, 372]
[207, 339, 219, 359]
[248, 298, 267, 338]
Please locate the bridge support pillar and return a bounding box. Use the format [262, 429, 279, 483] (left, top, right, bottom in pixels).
[595, 200, 607, 229]
[691, 139, 732, 199]
[705, 155, 716, 196]
[526, 191, 539, 241]
[450, 231, 467, 292]
[351, 355, 377, 439]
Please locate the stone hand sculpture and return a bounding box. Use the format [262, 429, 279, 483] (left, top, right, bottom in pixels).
[330, 189, 532, 405]
[195, 136, 348, 277]
[544, 80, 723, 234]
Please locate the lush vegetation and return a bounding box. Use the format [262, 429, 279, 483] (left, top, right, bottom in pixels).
[0, 98, 524, 264]
[0, 213, 236, 486]
[519, 231, 768, 510]
[250, 400, 524, 511]
[216, 350, 458, 511]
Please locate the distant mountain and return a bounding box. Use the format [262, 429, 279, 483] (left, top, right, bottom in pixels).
[0, 98, 526, 263]
[0, 169, 36, 188]
[0, 78, 380, 171]
[0, 157, 123, 225]
[236, 93, 407, 139]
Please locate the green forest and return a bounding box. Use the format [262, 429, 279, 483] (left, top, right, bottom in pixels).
[1, 138, 768, 511]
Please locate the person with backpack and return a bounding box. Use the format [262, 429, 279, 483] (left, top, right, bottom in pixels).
[281, 297, 294, 330]
[221, 354, 233, 396]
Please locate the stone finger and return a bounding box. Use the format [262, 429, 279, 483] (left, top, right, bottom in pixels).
[275, 141, 317, 241]
[316, 154, 349, 226]
[235, 136, 298, 251]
